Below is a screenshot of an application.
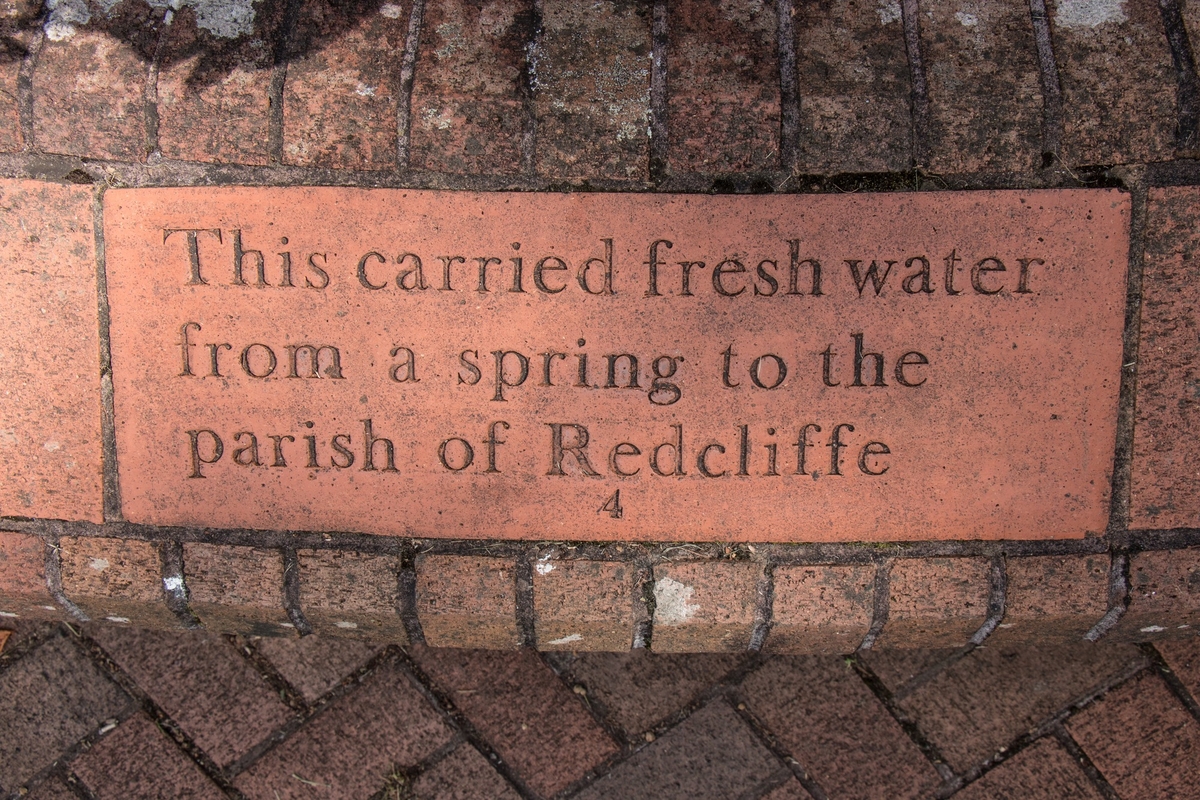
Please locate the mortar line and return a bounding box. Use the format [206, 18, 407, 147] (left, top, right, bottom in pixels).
[281, 546, 313, 635]
[238, 636, 314, 713]
[91, 187, 122, 522]
[1085, 551, 1129, 641]
[11, 699, 142, 800]
[537, 650, 638, 750]
[267, 0, 303, 165]
[1159, 0, 1200, 152]
[1142, 641, 1200, 725]
[15, 25, 43, 153]
[748, 560, 774, 651]
[143, 8, 175, 161]
[649, 0, 669, 184]
[396, 0, 426, 168]
[158, 539, 199, 628]
[1050, 724, 1122, 800]
[1027, 0, 1064, 166]
[43, 524, 88, 622]
[631, 553, 654, 649]
[899, 0, 930, 169]
[968, 553, 1007, 645]
[514, 545, 536, 648]
[855, 559, 890, 650]
[397, 540, 426, 645]
[775, 0, 799, 172]
[730, 696, 830, 800]
[518, 0, 543, 178]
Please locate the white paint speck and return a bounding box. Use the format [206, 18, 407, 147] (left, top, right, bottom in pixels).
[0, 611, 19, 618]
[280, 622, 295, 628]
[105, 616, 130, 624]
[43, 0, 90, 41]
[998, 623, 1015, 628]
[877, 0, 902, 25]
[955, 10, 978, 26]
[1054, 0, 1126, 28]
[1141, 625, 1166, 633]
[380, 3, 404, 18]
[355, 83, 376, 97]
[548, 633, 583, 645]
[40, 606, 56, 611]
[335, 620, 359, 629]
[535, 562, 555, 576]
[654, 576, 699, 625]
[163, 575, 184, 593]
[43, 440, 61, 452]
[89, 557, 110, 571]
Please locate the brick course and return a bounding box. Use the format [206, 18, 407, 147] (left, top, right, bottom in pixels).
[651, 560, 759, 653]
[875, 558, 991, 649]
[60, 536, 176, 627]
[297, 549, 406, 641]
[768, 563, 874, 653]
[416, 554, 519, 649]
[183, 544, 292, 637]
[534, 558, 637, 651]
[0, 530, 58, 622]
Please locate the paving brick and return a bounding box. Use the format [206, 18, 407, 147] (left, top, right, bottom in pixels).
[409, 646, 617, 797]
[652, 561, 758, 653]
[0, 180, 103, 522]
[875, 557, 990, 648]
[0, 634, 130, 793]
[575, 700, 782, 800]
[71, 712, 224, 800]
[1069, 670, 1200, 800]
[183, 543, 292, 636]
[921, 0, 1042, 173]
[1112, 548, 1200, 641]
[740, 655, 940, 799]
[535, 0, 651, 181]
[415, 555, 519, 649]
[859, 646, 959, 692]
[793, 0, 911, 173]
[1133, 187, 1200, 528]
[283, 0, 409, 169]
[297, 549, 406, 641]
[408, 0, 528, 174]
[89, 626, 290, 769]
[1156, 635, 1200, 700]
[25, 776, 78, 800]
[768, 563, 874, 653]
[60, 536, 177, 628]
[1053, 0, 1176, 165]
[411, 743, 520, 800]
[667, 0, 779, 173]
[253, 634, 380, 704]
[236, 660, 454, 800]
[0, 530, 60, 622]
[955, 736, 1102, 800]
[992, 554, 1109, 643]
[896, 641, 1143, 771]
[761, 779, 809, 800]
[544, 650, 744, 736]
[0, 28, 32, 153]
[534, 559, 636, 651]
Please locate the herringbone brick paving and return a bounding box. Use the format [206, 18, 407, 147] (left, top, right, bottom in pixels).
[2, 621, 1199, 799]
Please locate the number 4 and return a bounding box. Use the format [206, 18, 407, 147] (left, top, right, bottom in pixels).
[599, 490, 624, 519]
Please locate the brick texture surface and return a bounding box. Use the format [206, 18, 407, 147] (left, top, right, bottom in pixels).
[652, 561, 758, 652]
[411, 743, 520, 800]
[0, 28, 30, 153]
[25, 777, 78, 800]
[60, 537, 176, 627]
[861, 647, 959, 692]
[0, 180, 103, 522]
[183, 543, 292, 636]
[416, 555, 519, 649]
[768, 564, 874, 653]
[534, 559, 636, 651]
[993, 555, 1109, 643]
[1113, 548, 1200, 641]
[955, 736, 1103, 800]
[1156, 636, 1200, 699]
[0, 530, 58, 621]
[876, 557, 990, 648]
[253, 634, 380, 704]
[297, 549, 406, 641]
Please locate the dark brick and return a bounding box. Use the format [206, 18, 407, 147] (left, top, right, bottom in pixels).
[253, 634, 380, 704]
[956, 736, 1102, 800]
[740, 655, 940, 799]
[235, 660, 454, 800]
[1069, 671, 1200, 800]
[0, 634, 130, 793]
[859, 647, 959, 693]
[297, 549, 406, 641]
[0, 530, 60, 622]
[545, 650, 744, 736]
[761, 779, 809, 800]
[25, 776, 78, 800]
[411, 743, 520, 800]
[898, 642, 1145, 771]
[410, 646, 617, 797]
[875, 557, 991, 648]
[993, 555, 1109, 643]
[89, 626, 290, 769]
[71, 713, 224, 800]
[183, 543, 292, 636]
[1156, 636, 1200, 700]
[574, 700, 782, 800]
[1113, 548, 1200, 641]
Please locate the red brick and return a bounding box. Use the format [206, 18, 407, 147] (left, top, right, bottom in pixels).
[992, 554, 1109, 643]
[535, 0, 651, 181]
[769, 564, 874, 653]
[859, 647, 959, 693]
[762, 779, 809, 800]
[896, 641, 1144, 771]
[411, 743, 520, 799]
[534, 559, 636, 651]
[1069, 671, 1200, 800]
[1156, 636, 1200, 700]
[0, 530, 59, 622]
[410, 646, 617, 797]
[740, 655, 941, 798]
[1133, 188, 1200, 528]
[1053, 0, 1176, 165]
[793, 0, 911, 173]
[408, 0, 527, 174]
[253, 634, 380, 704]
[283, 1, 409, 169]
[415, 555, 519, 649]
[1112, 548, 1200, 641]
[955, 736, 1102, 800]
[0, 180, 102, 522]
[89, 626, 291, 769]
[60, 537, 177, 628]
[25, 777, 77, 800]
[921, 0, 1042, 173]
[652, 561, 758, 653]
[667, 0, 779, 173]
[875, 557, 991, 648]
[72, 713, 224, 800]
[297, 549, 406, 641]
[0, 28, 31, 153]
[235, 660, 454, 800]
[183, 543, 292, 637]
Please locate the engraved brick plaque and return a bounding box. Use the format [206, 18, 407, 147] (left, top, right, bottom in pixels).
[103, 188, 1128, 541]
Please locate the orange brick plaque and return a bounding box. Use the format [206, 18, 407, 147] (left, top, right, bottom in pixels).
[104, 189, 1128, 541]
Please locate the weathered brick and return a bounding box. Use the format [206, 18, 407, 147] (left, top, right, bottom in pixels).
[0, 634, 130, 793]
[667, 0, 779, 173]
[768, 564, 874, 653]
[921, 0, 1042, 173]
[183, 543, 292, 636]
[875, 557, 990, 648]
[25, 776, 77, 800]
[1068, 670, 1200, 799]
[60, 537, 177, 628]
[574, 701, 782, 800]
[283, 0, 410, 169]
[534, 559, 636, 651]
[860, 647, 959, 693]
[410, 646, 617, 797]
[415, 554, 519, 649]
[740, 655, 941, 799]
[297, 549, 405, 641]
[1156, 636, 1200, 700]
[761, 779, 809, 800]
[71, 713, 225, 800]
[253, 635, 380, 704]
[408, 0, 528, 174]
[1053, 0, 1176, 165]
[535, 0, 650, 180]
[411, 743, 520, 799]
[0, 180, 103, 522]
[652, 560, 758, 652]
[235, 660, 454, 800]
[1133, 188, 1200, 528]
[89, 625, 290, 769]
[955, 736, 1103, 800]
[992, 554, 1109, 643]
[0, 530, 60, 622]
[0, 28, 32, 153]
[1112, 548, 1200, 641]
[793, 0, 911, 173]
